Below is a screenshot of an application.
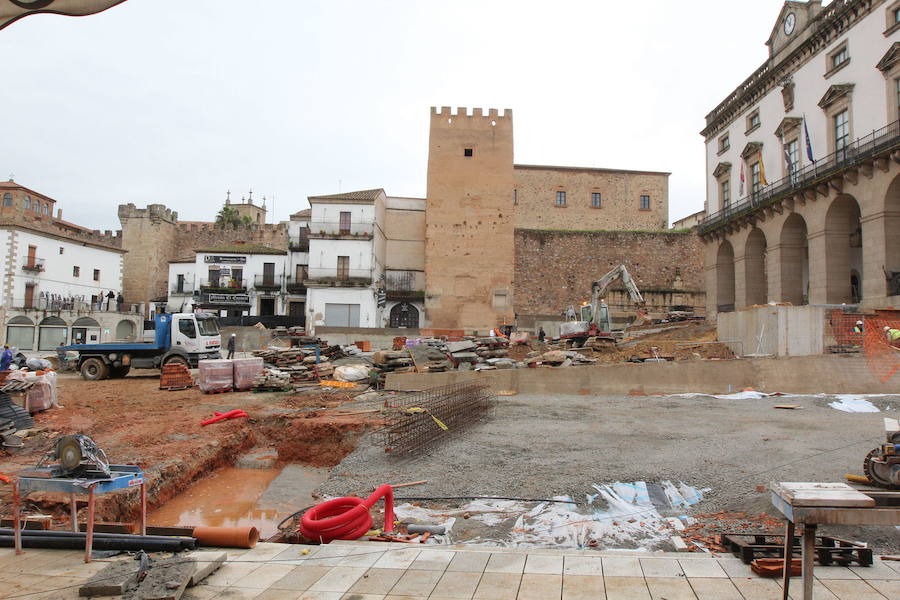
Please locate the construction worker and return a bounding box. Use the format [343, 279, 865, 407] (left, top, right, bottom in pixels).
[885, 326, 900, 346]
[853, 320, 864, 334]
[538, 327, 546, 343]
[0, 345, 12, 371]
[227, 333, 236, 359]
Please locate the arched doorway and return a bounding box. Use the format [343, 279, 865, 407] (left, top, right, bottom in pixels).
[780, 213, 809, 305]
[824, 195, 862, 304]
[72, 317, 101, 345]
[744, 228, 767, 306]
[716, 241, 736, 313]
[389, 302, 419, 328]
[116, 320, 136, 341]
[6, 316, 34, 351]
[38, 316, 68, 351]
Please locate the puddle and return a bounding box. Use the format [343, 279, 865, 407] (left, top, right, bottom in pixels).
[149, 464, 329, 538]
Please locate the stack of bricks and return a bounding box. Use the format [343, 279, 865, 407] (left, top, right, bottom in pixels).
[159, 362, 193, 390]
[392, 336, 407, 351]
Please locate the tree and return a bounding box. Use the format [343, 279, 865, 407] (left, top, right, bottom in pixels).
[215, 206, 243, 229]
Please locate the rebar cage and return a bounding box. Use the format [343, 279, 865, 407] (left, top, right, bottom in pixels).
[381, 382, 497, 454]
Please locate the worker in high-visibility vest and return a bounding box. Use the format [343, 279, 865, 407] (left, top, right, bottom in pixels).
[885, 326, 900, 346]
[853, 320, 864, 334]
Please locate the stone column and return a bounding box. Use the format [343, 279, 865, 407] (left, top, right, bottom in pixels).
[806, 229, 829, 305]
[733, 252, 747, 310]
[766, 243, 784, 303]
[861, 211, 888, 302]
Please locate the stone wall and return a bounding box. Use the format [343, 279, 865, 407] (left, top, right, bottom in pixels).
[513, 165, 669, 231]
[172, 222, 286, 259]
[514, 229, 706, 320]
[425, 107, 516, 331]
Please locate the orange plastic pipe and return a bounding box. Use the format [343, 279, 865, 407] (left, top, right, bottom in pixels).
[300, 484, 394, 543]
[192, 525, 259, 549]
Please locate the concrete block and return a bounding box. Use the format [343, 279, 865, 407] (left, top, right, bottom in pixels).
[447, 341, 477, 353]
[188, 551, 228, 585]
[79, 560, 139, 596]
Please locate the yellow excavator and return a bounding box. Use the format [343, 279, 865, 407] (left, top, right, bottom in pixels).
[559, 264, 647, 348]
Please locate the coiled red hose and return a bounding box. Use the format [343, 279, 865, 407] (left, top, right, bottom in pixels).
[299, 484, 394, 543]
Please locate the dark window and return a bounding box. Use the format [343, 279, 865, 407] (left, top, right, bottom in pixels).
[464, 148, 473, 157]
[834, 109, 850, 152]
[555, 191, 566, 207]
[178, 319, 197, 339]
[73, 266, 80, 277]
[640, 195, 651, 210]
[263, 262, 275, 285]
[339, 211, 351, 235]
[176, 274, 185, 293]
[719, 134, 730, 152]
[93, 269, 100, 281]
[24, 196, 31, 210]
[721, 180, 730, 207]
[591, 192, 601, 208]
[831, 46, 849, 69]
[33, 200, 40, 213]
[337, 256, 349, 280]
[208, 267, 220, 287]
[59, 247, 64, 255]
[2, 193, 11, 207]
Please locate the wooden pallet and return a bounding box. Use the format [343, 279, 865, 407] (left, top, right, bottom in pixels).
[721, 532, 873, 566]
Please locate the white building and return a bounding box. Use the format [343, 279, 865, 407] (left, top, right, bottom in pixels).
[0, 180, 141, 351]
[167, 244, 289, 318]
[383, 196, 426, 328]
[305, 189, 386, 329]
[700, 0, 900, 314]
[285, 208, 311, 321]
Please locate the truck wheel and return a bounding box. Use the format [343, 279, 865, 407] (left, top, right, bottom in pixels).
[110, 366, 131, 378]
[81, 358, 109, 381]
[163, 356, 189, 369]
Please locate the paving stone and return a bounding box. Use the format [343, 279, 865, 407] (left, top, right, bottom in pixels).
[387, 568, 442, 596]
[346, 568, 405, 595]
[819, 579, 890, 599]
[686, 577, 742, 600]
[337, 550, 385, 569]
[562, 574, 606, 599]
[372, 548, 420, 570]
[473, 572, 521, 600]
[271, 566, 333, 591]
[813, 566, 861, 580]
[187, 551, 228, 586]
[206, 587, 264, 599]
[640, 558, 684, 578]
[866, 579, 900, 600]
[851, 562, 900, 580]
[339, 594, 384, 600]
[202, 562, 261, 587]
[429, 570, 481, 598]
[714, 558, 754, 579]
[515, 573, 562, 599]
[645, 576, 697, 599]
[485, 553, 527, 574]
[78, 560, 140, 596]
[602, 557, 643, 578]
[296, 592, 343, 600]
[307, 567, 367, 593]
[678, 560, 727, 579]
[603, 576, 651, 599]
[775, 577, 840, 600]
[563, 556, 603, 576]
[409, 550, 455, 571]
[729, 576, 783, 600]
[523, 554, 564, 575]
[447, 551, 490, 573]
[234, 563, 297, 589]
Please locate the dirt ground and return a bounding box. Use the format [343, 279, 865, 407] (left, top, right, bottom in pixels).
[319, 392, 900, 552]
[0, 373, 376, 524]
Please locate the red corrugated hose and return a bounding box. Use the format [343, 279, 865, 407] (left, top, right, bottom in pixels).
[200, 410, 248, 426]
[300, 484, 394, 543]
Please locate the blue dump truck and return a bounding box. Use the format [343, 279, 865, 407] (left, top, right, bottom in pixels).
[63, 312, 222, 380]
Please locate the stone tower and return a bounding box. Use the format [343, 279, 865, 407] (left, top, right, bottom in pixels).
[118, 203, 178, 305]
[425, 107, 515, 332]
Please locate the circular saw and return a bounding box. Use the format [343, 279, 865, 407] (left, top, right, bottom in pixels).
[863, 419, 900, 489]
[38, 434, 111, 479]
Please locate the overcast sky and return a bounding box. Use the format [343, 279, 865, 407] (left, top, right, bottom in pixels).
[1, 0, 796, 229]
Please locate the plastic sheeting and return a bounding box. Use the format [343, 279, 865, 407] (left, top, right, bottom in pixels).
[233, 357, 264, 391]
[198, 359, 233, 393]
[828, 395, 881, 413]
[7, 370, 59, 413]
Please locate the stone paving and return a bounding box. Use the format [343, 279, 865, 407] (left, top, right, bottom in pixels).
[1, 540, 899, 599]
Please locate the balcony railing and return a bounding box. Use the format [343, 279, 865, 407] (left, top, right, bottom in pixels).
[7, 298, 141, 313]
[700, 120, 900, 234]
[170, 283, 195, 295]
[22, 258, 45, 273]
[253, 274, 283, 290]
[286, 276, 307, 294]
[199, 278, 247, 292]
[307, 220, 374, 239]
[305, 267, 373, 287]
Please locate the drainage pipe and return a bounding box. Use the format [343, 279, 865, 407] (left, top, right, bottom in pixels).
[300, 484, 394, 543]
[0, 528, 195, 548]
[0, 535, 192, 552]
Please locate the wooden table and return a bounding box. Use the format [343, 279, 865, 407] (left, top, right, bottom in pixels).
[769, 482, 900, 600]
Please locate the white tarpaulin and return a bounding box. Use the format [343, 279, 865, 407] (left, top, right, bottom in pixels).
[1, 0, 127, 31]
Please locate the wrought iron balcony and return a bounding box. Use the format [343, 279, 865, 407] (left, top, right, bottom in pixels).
[199, 278, 247, 292]
[285, 276, 307, 294]
[22, 258, 45, 273]
[307, 220, 374, 240]
[700, 120, 900, 235]
[305, 267, 373, 287]
[253, 274, 283, 291]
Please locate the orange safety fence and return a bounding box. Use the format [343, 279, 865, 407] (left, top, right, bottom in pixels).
[829, 309, 900, 384]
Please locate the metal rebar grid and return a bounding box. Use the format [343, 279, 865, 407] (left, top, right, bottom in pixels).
[381, 382, 497, 454]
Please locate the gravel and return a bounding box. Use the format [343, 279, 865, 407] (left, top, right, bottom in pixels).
[318, 392, 900, 551]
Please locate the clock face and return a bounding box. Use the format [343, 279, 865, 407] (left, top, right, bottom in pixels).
[784, 12, 796, 35]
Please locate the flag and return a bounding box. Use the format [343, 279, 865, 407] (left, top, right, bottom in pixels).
[803, 116, 815, 162]
[1, 0, 127, 31]
[758, 150, 768, 186]
[739, 161, 745, 196]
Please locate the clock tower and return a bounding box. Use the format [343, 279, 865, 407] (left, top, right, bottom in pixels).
[765, 1, 824, 61]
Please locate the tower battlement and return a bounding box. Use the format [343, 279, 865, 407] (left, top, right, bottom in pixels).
[430, 106, 512, 122]
[117, 203, 178, 224]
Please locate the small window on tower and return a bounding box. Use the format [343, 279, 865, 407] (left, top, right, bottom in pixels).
[464, 148, 473, 157]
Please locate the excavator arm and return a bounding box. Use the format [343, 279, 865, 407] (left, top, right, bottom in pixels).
[588, 265, 645, 325]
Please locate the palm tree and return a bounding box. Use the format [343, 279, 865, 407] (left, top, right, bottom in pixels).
[215, 206, 242, 229]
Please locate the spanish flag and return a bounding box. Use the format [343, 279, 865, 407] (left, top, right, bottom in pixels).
[758, 149, 768, 187]
[1, 0, 127, 31]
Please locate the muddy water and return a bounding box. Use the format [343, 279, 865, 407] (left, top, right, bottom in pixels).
[149, 465, 328, 538]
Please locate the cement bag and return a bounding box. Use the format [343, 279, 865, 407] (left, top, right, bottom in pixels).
[233, 357, 264, 391]
[198, 359, 234, 393]
[333, 365, 369, 382]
